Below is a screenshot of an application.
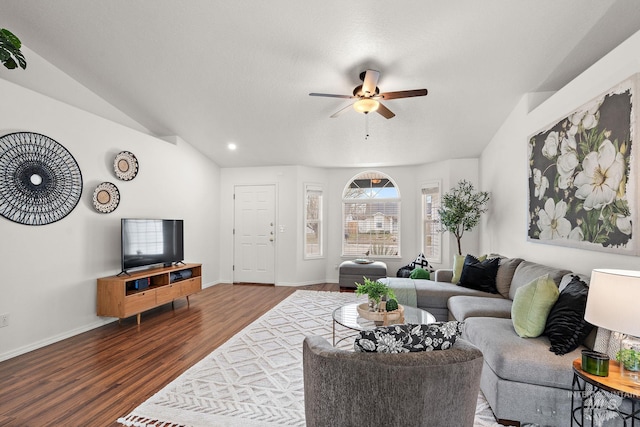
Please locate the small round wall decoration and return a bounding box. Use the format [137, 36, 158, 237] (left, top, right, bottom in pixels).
[92, 182, 120, 213]
[0, 132, 83, 226]
[113, 151, 138, 181]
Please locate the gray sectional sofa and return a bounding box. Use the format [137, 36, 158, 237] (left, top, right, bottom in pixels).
[379, 257, 594, 427]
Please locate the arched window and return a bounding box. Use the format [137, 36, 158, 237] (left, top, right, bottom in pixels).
[342, 171, 400, 257]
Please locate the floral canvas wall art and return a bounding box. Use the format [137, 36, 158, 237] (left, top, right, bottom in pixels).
[527, 75, 638, 254]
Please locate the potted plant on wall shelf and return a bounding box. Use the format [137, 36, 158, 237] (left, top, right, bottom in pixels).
[0, 28, 27, 70]
[438, 180, 490, 255]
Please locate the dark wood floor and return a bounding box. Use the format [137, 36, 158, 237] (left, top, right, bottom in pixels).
[0, 283, 339, 427]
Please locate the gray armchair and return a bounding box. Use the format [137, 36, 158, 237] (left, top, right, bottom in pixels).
[303, 336, 483, 427]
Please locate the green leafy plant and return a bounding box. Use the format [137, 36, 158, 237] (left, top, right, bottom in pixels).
[616, 348, 640, 371]
[355, 277, 395, 305]
[0, 28, 27, 70]
[438, 180, 490, 255]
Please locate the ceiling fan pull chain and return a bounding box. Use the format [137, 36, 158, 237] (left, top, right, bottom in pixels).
[365, 113, 370, 140]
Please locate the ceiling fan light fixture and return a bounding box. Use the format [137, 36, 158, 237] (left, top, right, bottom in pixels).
[353, 98, 379, 114]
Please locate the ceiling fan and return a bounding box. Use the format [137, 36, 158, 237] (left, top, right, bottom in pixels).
[309, 69, 427, 119]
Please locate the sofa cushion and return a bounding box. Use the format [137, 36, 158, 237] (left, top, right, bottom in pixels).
[448, 296, 512, 321]
[434, 269, 454, 283]
[509, 261, 570, 300]
[452, 253, 486, 283]
[415, 279, 503, 311]
[354, 322, 463, 353]
[495, 257, 524, 298]
[408, 252, 434, 272]
[396, 266, 412, 277]
[558, 272, 590, 292]
[410, 268, 430, 280]
[458, 255, 500, 294]
[544, 275, 594, 355]
[511, 274, 559, 338]
[463, 317, 584, 390]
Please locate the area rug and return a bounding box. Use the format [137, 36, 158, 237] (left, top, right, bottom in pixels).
[117, 290, 504, 427]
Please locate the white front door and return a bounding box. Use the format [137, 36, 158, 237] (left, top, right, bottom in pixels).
[233, 185, 276, 284]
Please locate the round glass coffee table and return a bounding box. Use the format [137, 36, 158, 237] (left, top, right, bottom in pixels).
[332, 303, 436, 346]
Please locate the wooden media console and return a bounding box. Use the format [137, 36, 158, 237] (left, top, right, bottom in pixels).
[97, 263, 202, 324]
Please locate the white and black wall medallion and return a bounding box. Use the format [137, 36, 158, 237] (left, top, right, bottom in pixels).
[0, 132, 83, 225]
[92, 182, 120, 213]
[113, 150, 138, 181]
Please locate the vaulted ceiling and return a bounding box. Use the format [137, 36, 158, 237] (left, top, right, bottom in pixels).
[3, 1, 640, 168]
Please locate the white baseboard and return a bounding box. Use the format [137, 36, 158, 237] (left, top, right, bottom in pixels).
[0, 317, 116, 362]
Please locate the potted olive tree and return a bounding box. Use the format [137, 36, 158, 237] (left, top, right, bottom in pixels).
[438, 180, 490, 255]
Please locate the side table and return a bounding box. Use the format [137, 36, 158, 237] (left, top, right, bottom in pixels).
[571, 358, 640, 426]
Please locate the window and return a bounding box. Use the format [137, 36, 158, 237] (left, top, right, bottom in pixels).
[342, 171, 400, 257]
[421, 182, 441, 263]
[124, 219, 164, 255]
[304, 184, 323, 258]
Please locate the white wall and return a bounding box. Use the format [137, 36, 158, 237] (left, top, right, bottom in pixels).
[296, 166, 331, 284]
[0, 79, 220, 361]
[0, 46, 151, 134]
[219, 166, 297, 285]
[323, 166, 416, 282]
[479, 29, 640, 274]
[415, 158, 481, 269]
[219, 162, 481, 286]
[323, 162, 480, 283]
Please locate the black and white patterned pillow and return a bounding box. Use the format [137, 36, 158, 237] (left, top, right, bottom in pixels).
[354, 321, 463, 353]
[409, 252, 434, 272]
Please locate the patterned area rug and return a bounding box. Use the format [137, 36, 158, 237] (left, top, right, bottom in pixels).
[117, 290, 505, 427]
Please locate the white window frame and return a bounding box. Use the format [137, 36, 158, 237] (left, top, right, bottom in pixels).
[421, 181, 442, 264]
[342, 171, 401, 259]
[304, 184, 324, 259]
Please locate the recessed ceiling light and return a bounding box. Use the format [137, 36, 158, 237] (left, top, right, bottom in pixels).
[227, 143, 237, 150]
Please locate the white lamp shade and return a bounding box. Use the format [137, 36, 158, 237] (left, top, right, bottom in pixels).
[353, 98, 379, 113]
[584, 269, 640, 337]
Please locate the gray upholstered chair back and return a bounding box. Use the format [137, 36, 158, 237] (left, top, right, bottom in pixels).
[303, 336, 484, 427]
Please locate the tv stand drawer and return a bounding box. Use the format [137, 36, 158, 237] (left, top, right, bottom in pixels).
[124, 290, 156, 316]
[156, 283, 181, 304]
[181, 277, 201, 295]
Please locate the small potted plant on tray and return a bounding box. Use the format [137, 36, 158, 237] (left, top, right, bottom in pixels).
[355, 277, 396, 312]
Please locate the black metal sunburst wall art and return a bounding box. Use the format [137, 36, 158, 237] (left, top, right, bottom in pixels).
[0, 132, 83, 225]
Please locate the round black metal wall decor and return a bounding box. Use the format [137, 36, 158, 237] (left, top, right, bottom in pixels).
[0, 132, 83, 226]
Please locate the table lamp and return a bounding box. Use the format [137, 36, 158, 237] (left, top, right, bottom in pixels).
[584, 269, 640, 381]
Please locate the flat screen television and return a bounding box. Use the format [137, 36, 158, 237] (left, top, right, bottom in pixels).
[121, 218, 184, 273]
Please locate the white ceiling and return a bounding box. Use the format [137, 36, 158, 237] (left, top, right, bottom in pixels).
[3, 1, 640, 168]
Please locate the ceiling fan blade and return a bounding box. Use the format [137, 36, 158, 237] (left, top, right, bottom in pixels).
[379, 89, 428, 100]
[362, 70, 380, 96]
[376, 102, 395, 119]
[309, 93, 354, 99]
[330, 103, 353, 118]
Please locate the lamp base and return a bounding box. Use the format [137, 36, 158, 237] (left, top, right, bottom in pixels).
[618, 335, 640, 382]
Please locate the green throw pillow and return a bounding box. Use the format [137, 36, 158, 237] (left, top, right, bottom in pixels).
[410, 268, 430, 280]
[511, 274, 559, 338]
[451, 254, 486, 283]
